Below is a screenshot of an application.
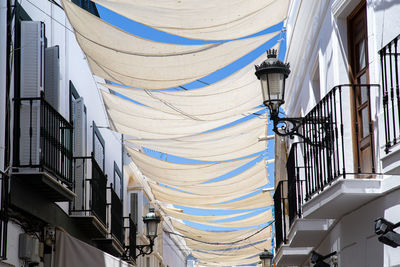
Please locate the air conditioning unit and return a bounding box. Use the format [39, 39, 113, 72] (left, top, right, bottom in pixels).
[44, 45, 60, 111]
[19, 21, 45, 166]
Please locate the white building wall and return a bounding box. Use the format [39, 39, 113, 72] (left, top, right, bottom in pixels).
[281, 1, 400, 266]
[162, 232, 186, 267]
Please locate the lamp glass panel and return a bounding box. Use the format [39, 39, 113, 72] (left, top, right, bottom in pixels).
[267, 72, 284, 100]
[260, 74, 270, 102]
[261, 258, 272, 267]
[147, 221, 158, 238]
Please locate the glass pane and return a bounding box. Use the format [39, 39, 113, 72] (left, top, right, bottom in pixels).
[361, 107, 369, 138]
[360, 84, 368, 104]
[260, 74, 269, 102]
[358, 40, 366, 71]
[268, 73, 284, 99]
[114, 171, 121, 199]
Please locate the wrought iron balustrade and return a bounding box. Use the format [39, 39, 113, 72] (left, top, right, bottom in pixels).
[70, 155, 107, 226]
[300, 84, 379, 200]
[122, 216, 136, 262]
[13, 96, 73, 186]
[380, 34, 400, 153]
[287, 143, 305, 227]
[110, 186, 124, 244]
[274, 180, 287, 249]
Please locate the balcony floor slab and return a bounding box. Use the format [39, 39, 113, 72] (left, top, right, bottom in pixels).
[302, 178, 381, 219]
[288, 219, 334, 247]
[275, 246, 312, 267]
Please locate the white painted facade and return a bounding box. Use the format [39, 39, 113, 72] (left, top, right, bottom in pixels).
[274, 0, 400, 266]
[0, 0, 188, 266]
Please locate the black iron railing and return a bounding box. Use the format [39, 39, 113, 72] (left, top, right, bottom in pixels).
[14, 96, 73, 186]
[380, 34, 400, 153]
[110, 187, 124, 244]
[274, 180, 287, 249]
[70, 155, 107, 226]
[300, 84, 379, 200]
[287, 143, 305, 227]
[122, 215, 136, 262]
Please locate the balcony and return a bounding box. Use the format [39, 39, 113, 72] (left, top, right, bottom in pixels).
[379, 34, 400, 174]
[274, 84, 384, 265]
[12, 96, 75, 202]
[91, 186, 125, 257]
[69, 155, 108, 238]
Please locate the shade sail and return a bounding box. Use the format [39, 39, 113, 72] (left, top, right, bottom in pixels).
[92, 0, 289, 40]
[193, 249, 261, 262]
[168, 160, 267, 196]
[192, 209, 273, 228]
[198, 256, 260, 266]
[126, 148, 259, 186]
[171, 220, 263, 243]
[124, 112, 266, 142]
[185, 237, 271, 251]
[124, 125, 266, 161]
[63, 0, 279, 89]
[103, 82, 263, 121]
[160, 206, 253, 223]
[149, 182, 261, 206]
[103, 95, 246, 138]
[210, 191, 273, 210]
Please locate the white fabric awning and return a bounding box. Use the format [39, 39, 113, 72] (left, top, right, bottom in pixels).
[190, 209, 273, 228]
[92, 0, 289, 40]
[160, 206, 253, 223]
[126, 148, 259, 186]
[62, 0, 279, 89]
[55, 230, 133, 267]
[168, 160, 267, 196]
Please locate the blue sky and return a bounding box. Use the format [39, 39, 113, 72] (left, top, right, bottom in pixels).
[95, 1, 285, 235]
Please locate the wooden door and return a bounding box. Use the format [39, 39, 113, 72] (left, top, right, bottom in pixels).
[348, 1, 375, 173]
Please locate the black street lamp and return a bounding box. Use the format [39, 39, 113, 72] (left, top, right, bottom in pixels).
[255, 49, 329, 145]
[134, 208, 161, 260]
[259, 249, 274, 267]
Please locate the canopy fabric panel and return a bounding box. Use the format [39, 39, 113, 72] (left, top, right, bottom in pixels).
[63, 0, 279, 89]
[192, 209, 273, 228]
[211, 192, 273, 210]
[103, 82, 263, 121]
[124, 125, 267, 160]
[126, 148, 259, 186]
[192, 250, 261, 262]
[171, 220, 262, 242]
[160, 206, 253, 223]
[92, 0, 289, 40]
[103, 94, 246, 139]
[149, 182, 260, 206]
[184, 229, 271, 251]
[198, 256, 260, 266]
[124, 114, 266, 142]
[169, 160, 267, 196]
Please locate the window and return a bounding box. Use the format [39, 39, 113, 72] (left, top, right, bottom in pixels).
[146, 257, 150, 267]
[92, 122, 105, 170]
